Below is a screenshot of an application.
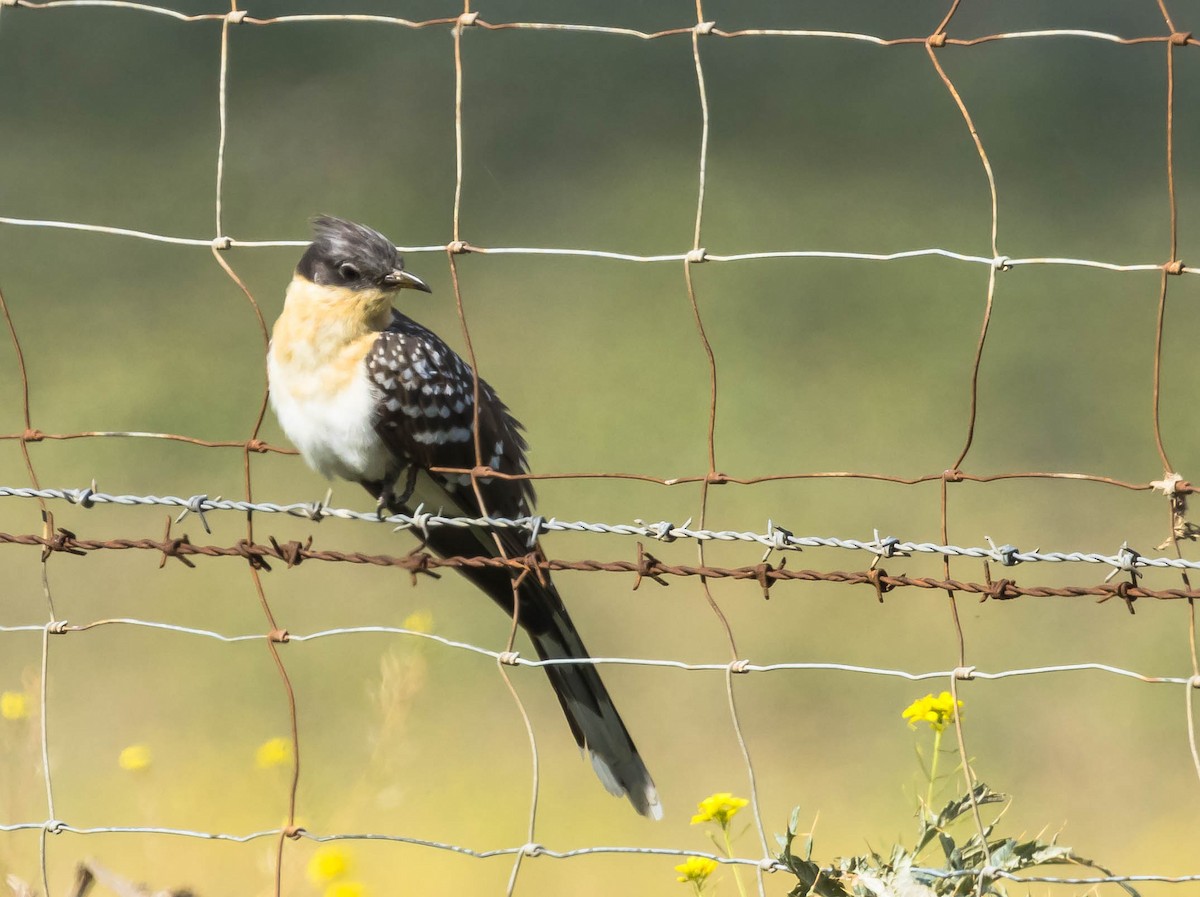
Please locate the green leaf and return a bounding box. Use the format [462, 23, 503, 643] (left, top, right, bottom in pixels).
[777, 806, 852, 897]
[776, 784, 1140, 897]
[937, 832, 956, 863]
[987, 838, 1016, 869]
[937, 784, 1006, 829]
[780, 857, 851, 897]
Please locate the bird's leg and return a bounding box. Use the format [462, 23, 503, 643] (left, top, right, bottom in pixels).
[377, 465, 420, 518]
[393, 464, 420, 507]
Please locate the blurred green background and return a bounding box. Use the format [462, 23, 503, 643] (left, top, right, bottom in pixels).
[2, 1, 1200, 894]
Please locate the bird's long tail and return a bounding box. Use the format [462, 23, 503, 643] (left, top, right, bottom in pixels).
[414, 505, 661, 819]
[523, 580, 663, 820]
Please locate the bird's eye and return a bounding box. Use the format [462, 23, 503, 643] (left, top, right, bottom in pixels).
[338, 263, 360, 280]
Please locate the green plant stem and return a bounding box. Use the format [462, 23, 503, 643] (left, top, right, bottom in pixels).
[724, 827, 748, 897]
[925, 727, 943, 812]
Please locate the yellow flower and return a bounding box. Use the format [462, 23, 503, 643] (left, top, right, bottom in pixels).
[324, 883, 367, 897]
[118, 744, 152, 771]
[902, 692, 963, 733]
[402, 610, 433, 633]
[1, 691, 30, 721]
[255, 736, 293, 768]
[675, 857, 718, 884]
[307, 845, 352, 885]
[690, 792, 749, 827]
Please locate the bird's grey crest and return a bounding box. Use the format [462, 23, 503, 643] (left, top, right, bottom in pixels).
[297, 215, 402, 288]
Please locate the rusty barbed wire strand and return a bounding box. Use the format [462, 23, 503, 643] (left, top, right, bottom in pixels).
[6, 527, 1200, 602]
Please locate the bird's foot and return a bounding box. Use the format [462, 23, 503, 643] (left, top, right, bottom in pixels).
[377, 466, 420, 518]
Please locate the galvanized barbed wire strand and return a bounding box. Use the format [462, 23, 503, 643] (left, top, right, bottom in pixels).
[13, 485, 1200, 572]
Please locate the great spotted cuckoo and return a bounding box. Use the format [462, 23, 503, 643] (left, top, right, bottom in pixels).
[267, 216, 661, 818]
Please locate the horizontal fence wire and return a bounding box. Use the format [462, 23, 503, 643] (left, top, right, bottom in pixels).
[0, 821, 1197, 888]
[1, 618, 1198, 689]
[1, 213, 1197, 275]
[2, 1, 1200, 895]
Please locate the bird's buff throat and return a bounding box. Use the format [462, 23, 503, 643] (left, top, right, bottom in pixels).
[271, 276, 393, 400]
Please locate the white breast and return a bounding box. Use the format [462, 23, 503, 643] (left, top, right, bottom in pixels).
[267, 350, 394, 485]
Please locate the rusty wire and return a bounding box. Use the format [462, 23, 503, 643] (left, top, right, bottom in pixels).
[3, 527, 1200, 603]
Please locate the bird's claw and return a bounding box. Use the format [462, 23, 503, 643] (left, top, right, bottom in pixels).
[378, 466, 420, 518]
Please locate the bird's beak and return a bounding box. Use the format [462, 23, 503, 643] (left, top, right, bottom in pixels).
[383, 269, 432, 293]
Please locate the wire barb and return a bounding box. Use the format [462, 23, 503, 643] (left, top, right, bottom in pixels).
[174, 494, 214, 533]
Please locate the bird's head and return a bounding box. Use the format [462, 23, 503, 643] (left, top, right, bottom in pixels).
[296, 216, 431, 298]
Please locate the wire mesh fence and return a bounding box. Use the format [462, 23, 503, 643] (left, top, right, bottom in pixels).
[1, 2, 1199, 895]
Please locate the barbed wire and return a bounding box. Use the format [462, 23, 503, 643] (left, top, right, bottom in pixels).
[3, 523, 1200, 607]
[1, 484, 1199, 576]
[2, 1, 1199, 895]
